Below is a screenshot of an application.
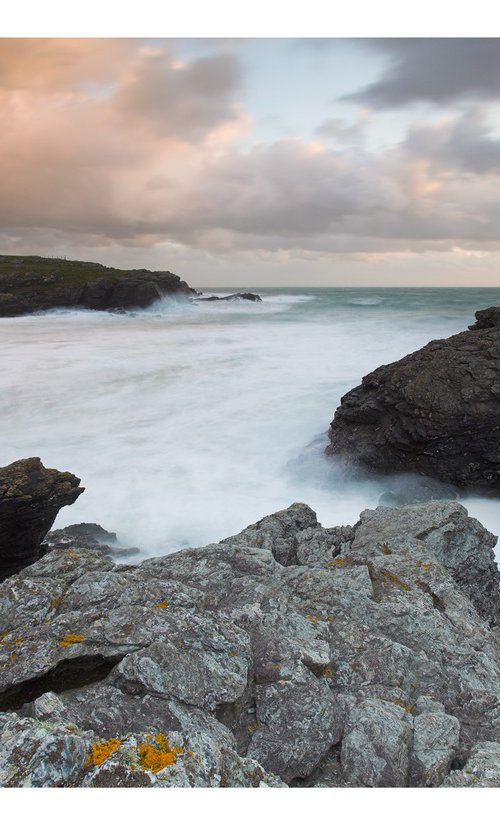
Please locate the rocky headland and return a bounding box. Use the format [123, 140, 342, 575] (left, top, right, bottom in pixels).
[327, 307, 500, 493]
[0, 255, 197, 316]
[0, 458, 499, 787]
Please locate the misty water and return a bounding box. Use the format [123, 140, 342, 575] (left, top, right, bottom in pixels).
[1, 286, 500, 562]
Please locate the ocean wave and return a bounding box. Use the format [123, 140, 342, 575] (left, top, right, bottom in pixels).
[347, 297, 385, 306]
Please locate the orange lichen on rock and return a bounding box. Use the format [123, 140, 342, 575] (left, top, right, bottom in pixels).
[66, 548, 80, 559]
[58, 633, 86, 647]
[380, 543, 392, 555]
[86, 738, 121, 766]
[136, 734, 183, 774]
[50, 595, 62, 609]
[153, 602, 169, 609]
[382, 570, 411, 592]
[393, 700, 414, 714]
[326, 558, 347, 566]
[306, 614, 322, 623]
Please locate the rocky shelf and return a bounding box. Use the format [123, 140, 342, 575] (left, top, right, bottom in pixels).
[0, 458, 499, 787]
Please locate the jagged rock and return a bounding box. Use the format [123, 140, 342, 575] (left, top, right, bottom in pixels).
[46, 523, 118, 548]
[222, 502, 320, 565]
[468, 306, 500, 330]
[350, 501, 500, 626]
[0, 458, 84, 581]
[0, 500, 498, 787]
[0, 711, 284, 787]
[442, 741, 500, 787]
[327, 307, 500, 492]
[340, 699, 413, 786]
[0, 255, 197, 316]
[45, 523, 138, 558]
[409, 706, 460, 787]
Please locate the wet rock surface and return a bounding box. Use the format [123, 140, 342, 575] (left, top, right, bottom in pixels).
[0, 499, 499, 787]
[0, 255, 197, 316]
[0, 458, 84, 581]
[327, 307, 500, 493]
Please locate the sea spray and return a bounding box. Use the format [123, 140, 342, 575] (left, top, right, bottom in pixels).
[1, 286, 500, 559]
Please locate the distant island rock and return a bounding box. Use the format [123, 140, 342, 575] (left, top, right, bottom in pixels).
[195, 292, 262, 303]
[0, 460, 498, 787]
[0, 255, 197, 316]
[327, 307, 500, 493]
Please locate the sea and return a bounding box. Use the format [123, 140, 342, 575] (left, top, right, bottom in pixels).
[1, 286, 500, 562]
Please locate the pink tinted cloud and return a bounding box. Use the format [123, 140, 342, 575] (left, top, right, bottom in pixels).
[1, 39, 500, 259]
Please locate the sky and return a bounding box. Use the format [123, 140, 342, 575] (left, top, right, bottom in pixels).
[1, 29, 500, 285]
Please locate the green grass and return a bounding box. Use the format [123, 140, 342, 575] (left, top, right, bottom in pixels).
[0, 255, 140, 286]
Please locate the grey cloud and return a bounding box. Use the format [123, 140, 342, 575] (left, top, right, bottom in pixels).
[314, 116, 367, 145]
[344, 39, 500, 107]
[404, 108, 500, 173]
[115, 50, 243, 140]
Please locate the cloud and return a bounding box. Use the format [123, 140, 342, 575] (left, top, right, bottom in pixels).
[115, 48, 244, 140]
[404, 107, 500, 174]
[2, 39, 500, 262]
[343, 39, 500, 107]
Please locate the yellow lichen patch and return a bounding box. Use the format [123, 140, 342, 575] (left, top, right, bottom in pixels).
[419, 562, 430, 569]
[247, 720, 258, 734]
[58, 633, 86, 647]
[228, 650, 238, 657]
[137, 734, 183, 774]
[380, 543, 392, 555]
[306, 614, 322, 623]
[382, 570, 411, 592]
[10, 653, 17, 661]
[393, 700, 414, 714]
[0, 637, 24, 647]
[50, 595, 62, 610]
[323, 667, 333, 679]
[66, 548, 80, 559]
[327, 558, 347, 566]
[86, 738, 121, 766]
[187, 751, 194, 757]
[153, 602, 169, 609]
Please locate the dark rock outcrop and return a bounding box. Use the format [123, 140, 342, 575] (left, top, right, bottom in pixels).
[0, 255, 197, 316]
[195, 292, 262, 303]
[0, 458, 84, 580]
[327, 308, 500, 492]
[0, 499, 498, 787]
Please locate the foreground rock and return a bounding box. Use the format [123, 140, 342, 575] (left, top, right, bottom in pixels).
[0, 458, 84, 581]
[0, 255, 197, 316]
[327, 308, 500, 492]
[0, 499, 498, 787]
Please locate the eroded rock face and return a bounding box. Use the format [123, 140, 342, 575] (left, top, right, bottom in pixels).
[0, 500, 498, 787]
[0, 458, 84, 581]
[327, 308, 500, 492]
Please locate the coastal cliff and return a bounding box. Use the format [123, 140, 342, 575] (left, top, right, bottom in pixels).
[0, 255, 197, 316]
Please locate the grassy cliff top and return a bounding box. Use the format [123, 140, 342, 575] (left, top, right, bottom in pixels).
[0, 255, 176, 286]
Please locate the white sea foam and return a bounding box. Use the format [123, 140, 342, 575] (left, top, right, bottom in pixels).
[1, 288, 499, 560]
